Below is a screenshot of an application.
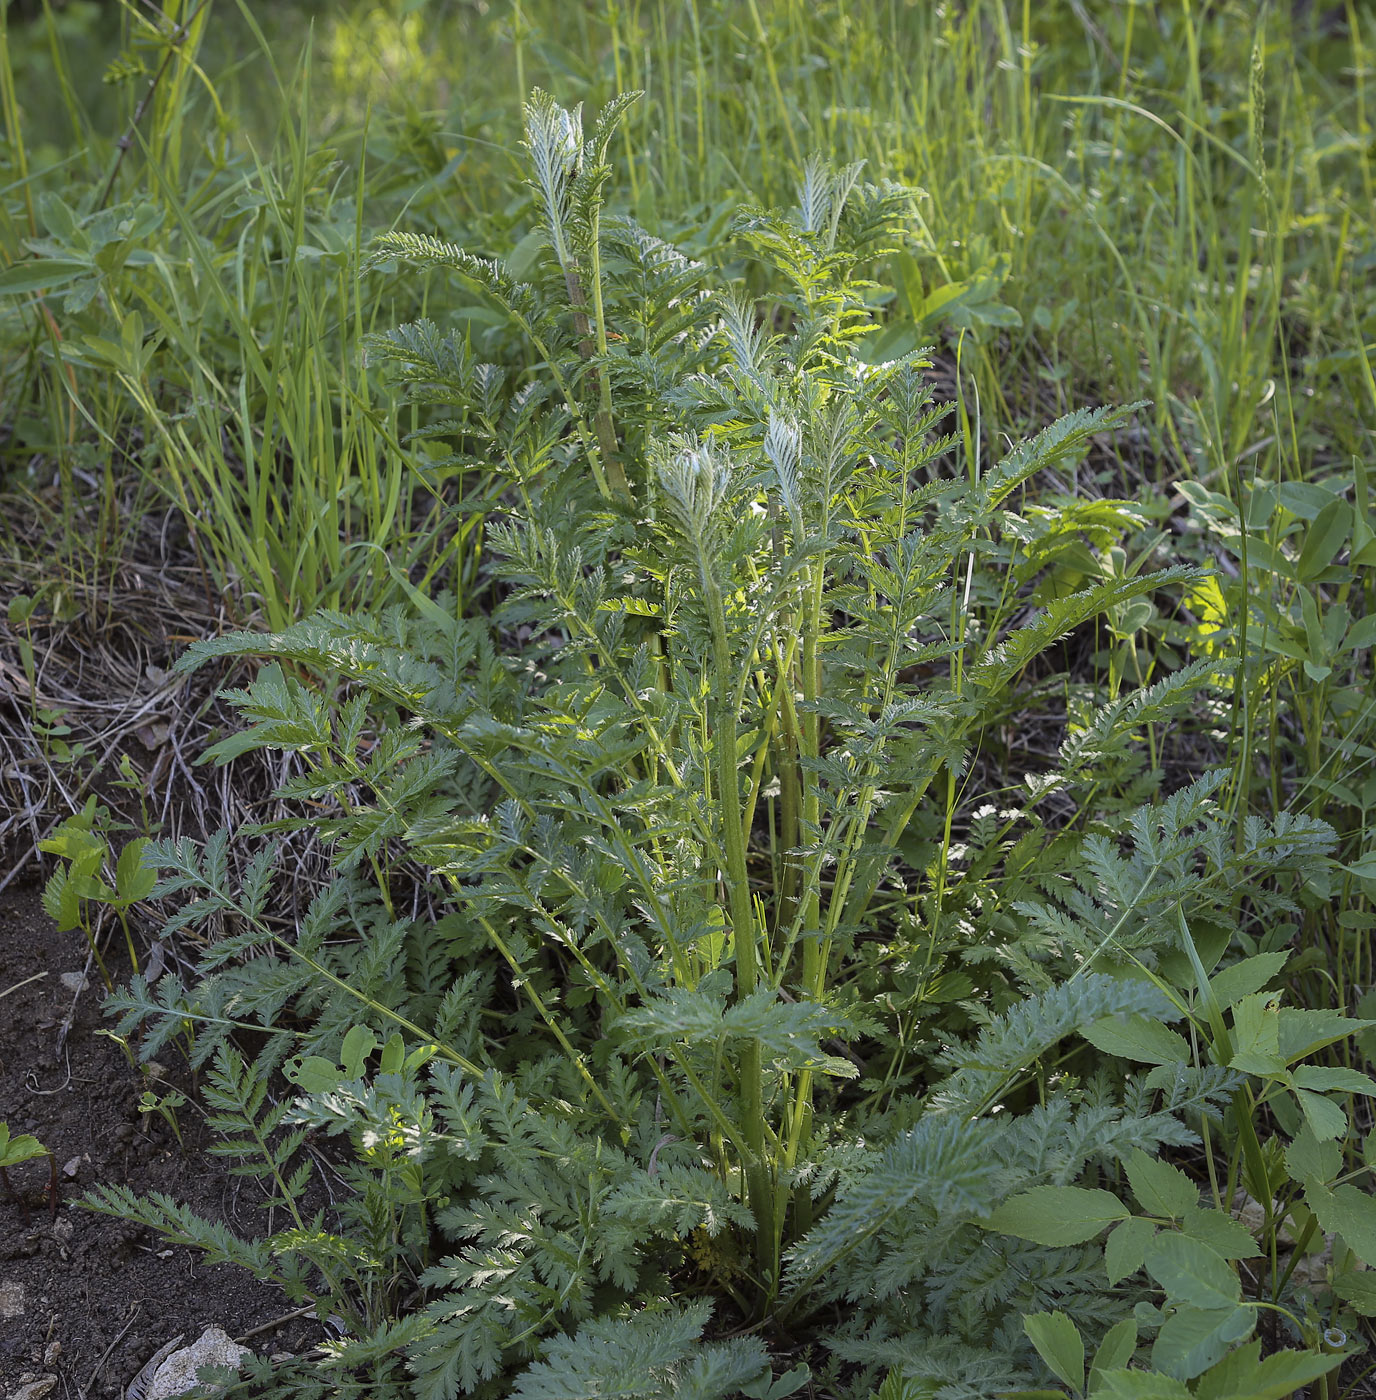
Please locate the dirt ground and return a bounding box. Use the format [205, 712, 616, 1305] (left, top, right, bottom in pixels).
[0, 885, 320, 1400]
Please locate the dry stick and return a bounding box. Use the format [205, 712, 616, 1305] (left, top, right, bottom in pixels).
[0, 970, 46, 1001]
[235, 1305, 317, 1344]
[79, 1301, 142, 1399]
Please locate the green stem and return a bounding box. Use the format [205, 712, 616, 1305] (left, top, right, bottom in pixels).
[701, 562, 772, 1275]
[476, 912, 625, 1126]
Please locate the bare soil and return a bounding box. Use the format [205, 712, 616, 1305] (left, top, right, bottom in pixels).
[0, 885, 320, 1400]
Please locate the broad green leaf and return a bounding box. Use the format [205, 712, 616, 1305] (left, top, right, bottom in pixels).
[1304, 1181, 1376, 1265]
[1178, 1207, 1260, 1261]
[380, 1033, 406, 1076]
[1193, 1343, 1341, 1400]
[1296, 498, 1350, 580]
[1126, 1150, 1196, 1219]
[1151, 1304, 1253, 1381]
[1331, 1268, 1376, 1316]
[1228, 993, 1283, 1076]
[116, 837, 157, 903]
[340, 1025, 378, 1079]
[0, 258, 90, 294]
[869, 1369, 935, 1400]
[1207, 953, 1288, 1010]
[891, 250, 926, 321]
[1093, 1370, 1192, 1399]
[1105, 1216, 1155, 1285]
[283, 1055, 343, 1094]
[859, 319, 921, 364]
[1344, 617, 1376, 655]
[1294, 1087, 1347, 1142]
[1022, 1311, 1083, 1393]
[43, 868, 83, 932]
[1089, 1318, 1138, 1388]
[1084, 1015, 1190, 1066]
[1292, 1066, 1376, 1096]
[1275, 1008, 1374, 1063]
[1286, 1127, 1341, 1188]
[985, 1186, 1129, 1246]
[1143, 1234, 1241, 1309]
[742, 1361, 810, 1399]
[0, 1127, 49, 1167]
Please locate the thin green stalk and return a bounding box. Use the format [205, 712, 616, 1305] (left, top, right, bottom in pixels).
[701, 554, 772, 1274]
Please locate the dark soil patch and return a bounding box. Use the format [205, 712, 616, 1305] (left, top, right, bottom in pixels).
[0, 885, 321, 1399]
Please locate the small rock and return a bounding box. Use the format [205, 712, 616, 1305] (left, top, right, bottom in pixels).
[62, 1155, 82, 1179]
[145, 1061, 168, 1081]
[43, 1339, 62, 1365]
[52, 1217, 73, 1241]
[11, 1377, 57, 1400]
[145, 1327, 253, 1400]
[0, 1280, 24, 1318]
[59, 972, 88, 993]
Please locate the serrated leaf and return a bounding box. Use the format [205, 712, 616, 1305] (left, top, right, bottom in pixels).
[0, 1130, 49, 1168]
[1286, 1127, 1341, 1188]
[1022, 1311, 1083, 1393]
[1331, 1268, 1376, 1316]
[1143, 1234, 1241, 1309]
[1295, 1087, 1347, 1142]
[114, 837, 151, 903]
[984, 1186, 1128, 1246]
[1106, 1216, 1156, 1285]
[1178, 1207, 1260, 1261]
[1292, 1066, 1376, 1095]
[1275, 1008, 1374, 1063]
[1093, 1370, 1192, 1399]
[1207, 953, 1288, 1009]
[1085, 1014, 1191, 1066]
[1126, 1149, 1197, 1219]
[1090, 1318, 1138, 1387]
[1150, 1304, 1254, 1381]
[1194, 1344, 1343, 1400]
[1305, 1181, 1376, 1264]
[1228, 993, 1283, 1076]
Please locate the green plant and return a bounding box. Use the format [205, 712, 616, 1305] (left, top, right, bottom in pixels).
[40, 794, 156, 986]
[82, 88, 1376, 1400]
[138, 1085, 189, 1148]
[0, 1120, 57, 1222]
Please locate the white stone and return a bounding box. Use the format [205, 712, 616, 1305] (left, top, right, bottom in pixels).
[0, 1280, 23, 1319]
[145, 1327, 253, 1400]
